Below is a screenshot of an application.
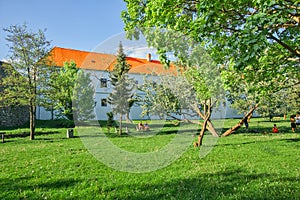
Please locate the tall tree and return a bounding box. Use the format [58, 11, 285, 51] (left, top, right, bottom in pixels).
[47, 61, 78, 120]
[46, 61, 95, 121]
[220, 47, 299, 136]
[108, 42, 134, 135]
[0, 24, 51, 140]
[73, 70, 96, 121]
[122, 0, 300, 136]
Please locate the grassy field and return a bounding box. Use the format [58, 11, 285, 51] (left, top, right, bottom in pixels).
[0, 118, 299, 199]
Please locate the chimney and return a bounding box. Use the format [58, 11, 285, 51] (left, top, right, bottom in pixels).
[146, 53, 151, 62]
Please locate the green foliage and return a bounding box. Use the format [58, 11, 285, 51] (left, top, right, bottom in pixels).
[73, 70, 96, 121]
[0, 23, 52, 139]
[122, 0, 300, 122]
[123, 0, 299, 67]
[137, 75, 182, 119]
[108, 42, 134, 118]
[137, 46, 225, 130]
[221, 57, 298, 115]
[47, 61, 78, 120]
[257, 86, 300, 119]
[46, 61, 95, 121]
[106, 112, 114, 128]
[1, 24, 51, 106]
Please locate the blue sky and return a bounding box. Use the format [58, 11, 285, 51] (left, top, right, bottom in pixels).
[0, 0, 128, 60]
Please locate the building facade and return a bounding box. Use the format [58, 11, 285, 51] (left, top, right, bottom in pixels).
[37, 47, 244, 121]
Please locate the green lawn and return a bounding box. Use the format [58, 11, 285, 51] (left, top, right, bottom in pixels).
[0, 118, 299, 199]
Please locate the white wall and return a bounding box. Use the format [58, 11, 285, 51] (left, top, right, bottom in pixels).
[37, 69, 255, 121]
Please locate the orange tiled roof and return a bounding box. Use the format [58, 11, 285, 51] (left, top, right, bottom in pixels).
[48, 47, 178, 75]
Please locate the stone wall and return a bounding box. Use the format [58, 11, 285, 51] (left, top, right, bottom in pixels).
[0, 61, 29, 127]
[0, 106, 29, 127]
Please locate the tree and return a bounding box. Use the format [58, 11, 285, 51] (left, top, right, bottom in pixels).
[138, 72, 222, 143]
[108, 42, 134, 135]
[122, 0, 299, 66]
[122, 0, 300, 136]
[0, 24, 51, 140]
[137, 75, 180, 119]
[73, 70, 96, 121]
[46, 61, 78, 120]
[257, 85, 300, 120]
[220, 49, 299, 136]
[46, 61, 95, 121]
[106, 112, 115, 133]
[137, 46, 225, 145]
[282, 85, 300, 116]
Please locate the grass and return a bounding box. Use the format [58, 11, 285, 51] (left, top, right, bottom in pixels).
[0, 118, 299, 199]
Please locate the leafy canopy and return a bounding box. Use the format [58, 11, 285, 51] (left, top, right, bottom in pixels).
[122, 0, 300, 68]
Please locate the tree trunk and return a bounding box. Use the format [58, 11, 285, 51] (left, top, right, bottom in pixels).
[119, 114, 123, 135]
[51, 107, 54, 120]
[222, 104, 258, 137]
[197, 115, 209, 147]
[29, 104, 36, 140]
[206, 120, 219, 137]
[125, 112, 132, 123]
[193, 100, 219, 138]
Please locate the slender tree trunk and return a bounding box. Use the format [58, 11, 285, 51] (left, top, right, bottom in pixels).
[206, 120, 219, 137]
[51, 106, 54, 120]
[193, 100, 219, 138]
[222, 104, 259, 137]
[29, 104, 36, 140]
[125, 112, 132, 123]
[184, 118, 218, 137]
[197, 115, 209, 147]
[119, 114, 123, 135]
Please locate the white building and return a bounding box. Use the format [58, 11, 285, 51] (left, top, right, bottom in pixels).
[37, 47, 244, 121]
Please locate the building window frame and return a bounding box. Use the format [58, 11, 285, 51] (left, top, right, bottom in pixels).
[101, 98, 107, 107]
[100, 78, 107, 88]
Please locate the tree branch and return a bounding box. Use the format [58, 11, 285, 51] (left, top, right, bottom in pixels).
[267, 34, 300, 59]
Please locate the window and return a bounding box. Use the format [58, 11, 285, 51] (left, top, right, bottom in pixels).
[101, 98, 107, 107]
[100, 78, 107, 88]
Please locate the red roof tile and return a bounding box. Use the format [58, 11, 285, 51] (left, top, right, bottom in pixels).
[48, 47, 178, 75]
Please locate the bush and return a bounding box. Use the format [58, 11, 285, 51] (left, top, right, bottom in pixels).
[106, 112, 114, 128]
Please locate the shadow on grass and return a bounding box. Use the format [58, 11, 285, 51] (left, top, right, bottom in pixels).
[281, 138, 300, 142]
[1, 167, 299, 199]
[112, 169, 299, 200]
[0, 176, 79, 198]
[217, 134, 300, 147]
[4, 131, 60, 139]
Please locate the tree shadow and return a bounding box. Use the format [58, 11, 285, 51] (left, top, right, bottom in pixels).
[281, 138, 300, 143]
[111, 169, 299, 199]
[0, 176, 79, 198]
[4, 131, 60, 139]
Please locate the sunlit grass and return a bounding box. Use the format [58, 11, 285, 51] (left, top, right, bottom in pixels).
[0, 118, 299, 199]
